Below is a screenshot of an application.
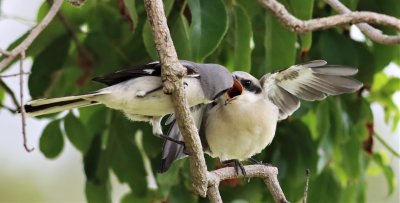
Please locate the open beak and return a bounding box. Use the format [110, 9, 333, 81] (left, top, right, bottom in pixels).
[225, 79, 243, 101]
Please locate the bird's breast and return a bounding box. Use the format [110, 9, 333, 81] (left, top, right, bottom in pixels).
[205, 97, 279, 161]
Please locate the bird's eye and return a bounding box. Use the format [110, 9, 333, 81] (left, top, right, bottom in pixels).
[242, 79, 252, 87]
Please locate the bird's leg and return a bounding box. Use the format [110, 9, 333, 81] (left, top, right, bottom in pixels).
[158, 133, 189, 155]
[222, 159, 247, 176]
[158, 133, 185, 146]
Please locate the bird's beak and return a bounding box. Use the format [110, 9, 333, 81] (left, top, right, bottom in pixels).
[226, 79, 243, 100]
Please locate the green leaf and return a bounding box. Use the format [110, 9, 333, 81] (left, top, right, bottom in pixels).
[28, 34, 71, 98]
[39, 120, 64, 159]
[64, 112, 93, 154]
[123, 0, 138, 29]
[233, 5, 252, 72]
[354, 42, 376, 85]
[0, 84, 4, 103]
[265, 11, 296, 71]
[341, 0, 359, 10]
[288, 0, 314, 52]
[317, 30, 358, 66]
[121, 192, 152, 203]
[142, 20, 159, 60]
[308, 168, 341, 203]
[168, 183, 198, 203]
[107, 113, 147, 195]
[85, 181, 111, 203]
[236, 0, 263, 18]
[371, 153, 395, 194]
[171, 14, 192, 59]
[188, 0, 229, 62]
[84, 134, 112, 203]
[373, 43, 397, 71]
[156, 159, 183, 198]
[164, 0, 175, 16]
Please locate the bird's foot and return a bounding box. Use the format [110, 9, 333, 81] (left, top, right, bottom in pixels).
[222, 159, 247, 176]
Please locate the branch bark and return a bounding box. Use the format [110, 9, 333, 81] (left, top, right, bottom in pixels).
[326, 0, 400, 44]
[207, 165, 289, 203]
[257, 0, 400, 44]
[0, 0, 63, 71]
[143, 0, 208, 197]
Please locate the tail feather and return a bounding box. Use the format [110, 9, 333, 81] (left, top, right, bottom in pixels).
[24, 93, 104, 117]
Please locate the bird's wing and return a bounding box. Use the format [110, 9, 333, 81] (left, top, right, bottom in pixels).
[261, 60, 363, 120]
[159, 105, 206, 173]
[92, 61, 199, 86]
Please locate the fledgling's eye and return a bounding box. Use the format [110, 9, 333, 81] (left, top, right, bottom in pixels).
[242, 79, 252, 87]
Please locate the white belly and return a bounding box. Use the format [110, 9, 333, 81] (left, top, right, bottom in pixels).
[205, 95, 279, 161]
[94, 77, 207, 116]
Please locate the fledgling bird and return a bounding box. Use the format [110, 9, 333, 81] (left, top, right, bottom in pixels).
[23, 61, 233, 137]
[160, 60, 363, 174]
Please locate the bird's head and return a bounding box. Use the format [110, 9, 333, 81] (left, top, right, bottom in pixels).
[225, 71, 262, 103]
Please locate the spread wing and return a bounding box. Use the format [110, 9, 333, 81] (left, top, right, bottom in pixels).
[260, 60, 363, 120]
[92, 61, 199, 86]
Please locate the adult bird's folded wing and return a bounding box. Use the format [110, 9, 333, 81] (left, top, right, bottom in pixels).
[260, 60, 363, 120]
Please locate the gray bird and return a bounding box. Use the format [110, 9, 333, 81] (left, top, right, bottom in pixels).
[23, 61, 233, 138]
[160, 60, 363, 174]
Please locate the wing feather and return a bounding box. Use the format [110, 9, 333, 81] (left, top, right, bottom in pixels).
[92, 60, 199, 86]
[261, 61, 363, 120]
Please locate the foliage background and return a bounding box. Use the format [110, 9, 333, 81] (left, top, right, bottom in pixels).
[0, 0, 399, 202]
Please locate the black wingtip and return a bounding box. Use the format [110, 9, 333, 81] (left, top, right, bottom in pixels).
[158, 159, 168, 173]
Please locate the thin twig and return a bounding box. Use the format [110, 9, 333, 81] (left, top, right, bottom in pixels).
[18, 52, 34, 152]
[374, 133, 400, 158]
[0, 13, 36, 27]
[326, 0, 400, 44]
[257, 0, 400, 44]
[303, 169, 310, 203]
[0, 104, 17, 113]
[0, 79, 20, 109]
[0, 48, 11, 56]
[143, 0, 208, 196]
[0, 72, 31, 78]
[0, 0, 63, 71]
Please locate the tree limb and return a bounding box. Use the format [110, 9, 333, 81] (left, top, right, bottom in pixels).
[0, 78, 19, 109]
[143, 0, 208, 197]
[18, 52, 34, 152]
[326, 0, 400, 44]
[0, 0, 63, 71]
[207, 165, 289, 203]
[257, 0, 400, 44]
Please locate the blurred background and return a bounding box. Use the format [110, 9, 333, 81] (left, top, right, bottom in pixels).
[0, 0, 399, 202]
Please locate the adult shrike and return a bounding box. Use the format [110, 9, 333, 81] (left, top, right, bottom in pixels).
[160, 60, 363, 174]
[23, 61, 233, 137]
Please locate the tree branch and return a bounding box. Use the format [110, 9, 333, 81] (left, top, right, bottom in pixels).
[0, 78, 19, 109]
[257, 0, 400, 44]
[0, 0, 63, 71]
[326, 0, 400, 44]
[0, 72, 31, 78]
[18, 52, 34, 152]
[207, 165, 289, 203]
[143, 0, 208, 196]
